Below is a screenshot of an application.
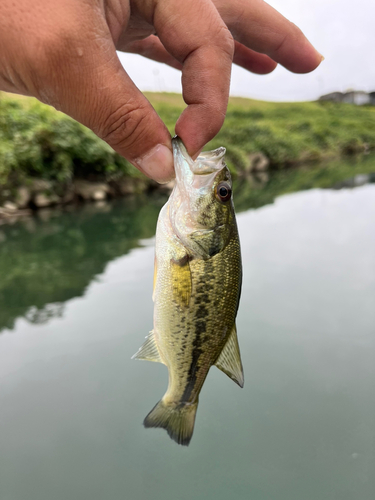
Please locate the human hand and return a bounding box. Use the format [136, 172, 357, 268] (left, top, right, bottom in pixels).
[0, 0, 322, 182]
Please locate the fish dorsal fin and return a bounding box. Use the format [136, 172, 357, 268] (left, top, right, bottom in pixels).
[170, 257, 192, 308]
[132, 330, 164, 364]
[215, 324, 244, 387]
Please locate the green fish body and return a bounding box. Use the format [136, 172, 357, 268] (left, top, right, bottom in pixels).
[133, 137, 243, 445]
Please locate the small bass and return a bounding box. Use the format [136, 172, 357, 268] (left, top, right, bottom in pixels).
[133, 137, 243, 445]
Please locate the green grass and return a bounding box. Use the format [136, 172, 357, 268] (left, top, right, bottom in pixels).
[1, 91, 375, 186]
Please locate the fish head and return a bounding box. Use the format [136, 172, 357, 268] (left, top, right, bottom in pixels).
[169, 137, 235, 259]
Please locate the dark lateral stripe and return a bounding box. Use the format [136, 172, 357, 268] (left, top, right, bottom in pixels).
[181, 259, 214, 402]
[180, 319, 206, 402]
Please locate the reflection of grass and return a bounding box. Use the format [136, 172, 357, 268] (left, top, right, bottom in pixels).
[0, 194, 166, 331]
[233, 154, 375, 212]
[1, 91, 375, 185]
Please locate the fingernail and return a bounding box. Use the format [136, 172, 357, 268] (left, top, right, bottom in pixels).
[320, 54, 325, 62]
[135, 144, 174, 184]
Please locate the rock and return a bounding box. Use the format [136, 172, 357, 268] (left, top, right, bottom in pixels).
[118, 179, 137, 195]
[28, 179, 60, 208]
[117, 177, 148, 195]
[29, 179, 53, 192]
[92, 189, 106, 201]
[247, 152, 270, 173]
[74, 180, 110, 201]
[15, 187, 31, 209]
[62, 187, 75, 204]
[33, 192, 59, 208]
[0, 204, 32, 220]
[3, 201, 18, 211]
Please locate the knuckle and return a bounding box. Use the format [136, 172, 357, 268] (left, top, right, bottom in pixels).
[217, 26, 235, 59]
[290, 22, 304, 40]
[99, 100, 150, 152]
[208, 108, 226, 137]
[274, 24, 303, 56]
[205, 24, 234, 60]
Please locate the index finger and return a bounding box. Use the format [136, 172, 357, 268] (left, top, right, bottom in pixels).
[141, 0, 234, 156]
[215, 0, 322, 74]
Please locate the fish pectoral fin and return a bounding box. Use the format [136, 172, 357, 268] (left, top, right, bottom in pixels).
[170, 256, 192, 308]
[131, 330, 164, 364]
[215, 324, 244, 388]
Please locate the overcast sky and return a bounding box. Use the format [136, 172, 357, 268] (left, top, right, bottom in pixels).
[118, 0, 375, 102]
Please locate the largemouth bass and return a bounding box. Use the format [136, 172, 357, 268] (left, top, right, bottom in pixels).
[133, 137, 243, 446]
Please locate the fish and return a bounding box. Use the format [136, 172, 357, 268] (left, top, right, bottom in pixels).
[132, 136, 243, 446]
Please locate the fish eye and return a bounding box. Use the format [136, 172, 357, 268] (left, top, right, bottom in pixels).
[216, 182, 232, 202]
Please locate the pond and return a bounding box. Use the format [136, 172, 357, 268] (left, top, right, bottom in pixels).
[0, 156, 374, 500]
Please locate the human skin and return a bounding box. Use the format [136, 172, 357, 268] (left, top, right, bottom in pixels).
[0, 0, 322, 182]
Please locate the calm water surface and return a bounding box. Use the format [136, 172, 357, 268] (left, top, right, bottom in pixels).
[0, 161, 375, 500]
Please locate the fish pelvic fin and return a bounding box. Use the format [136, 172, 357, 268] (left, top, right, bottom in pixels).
[131, 330, 164, 364]
[215, 324, 244, 388]
[143, 399, 198, 446]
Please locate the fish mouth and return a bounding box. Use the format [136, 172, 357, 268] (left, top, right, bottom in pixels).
[172, 136, 226, 180]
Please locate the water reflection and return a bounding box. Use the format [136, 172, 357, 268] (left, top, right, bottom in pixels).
[333, 172, 375, 189]
[233, 153, 375, 211]
[0, 158, 374, 500]
[0, 195, 166, 331]
[1, 154, 375, 333]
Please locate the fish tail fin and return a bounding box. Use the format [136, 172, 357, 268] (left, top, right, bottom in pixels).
[143, 399, 198, 446]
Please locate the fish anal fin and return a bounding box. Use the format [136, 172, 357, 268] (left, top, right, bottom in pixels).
[170, 256, 192, 308]
[132, 330, 164, 364]
[215, 324, 244, 388]
[144, 399, 198, 446]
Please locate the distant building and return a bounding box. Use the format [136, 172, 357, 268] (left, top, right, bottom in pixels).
[319, 92, 345, 103]
[319, 90, 375, 105]
[343, 91, 370, 105]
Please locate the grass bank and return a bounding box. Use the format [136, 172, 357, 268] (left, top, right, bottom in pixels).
[147, 92, 375, 172]
[1, 91, 375, 189]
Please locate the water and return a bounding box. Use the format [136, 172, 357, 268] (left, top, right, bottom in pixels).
[0, 160, 375, 500]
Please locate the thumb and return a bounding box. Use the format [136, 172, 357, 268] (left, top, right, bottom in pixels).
[35, 32, 174, 183]
[87, 60, 174, 183]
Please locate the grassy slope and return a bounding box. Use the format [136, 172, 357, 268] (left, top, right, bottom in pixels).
[146, 92, 375, 172]
[1, 91, 375, 185]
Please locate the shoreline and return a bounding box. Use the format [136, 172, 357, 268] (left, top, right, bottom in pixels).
[0, 176, 173, 221]
[2, 151, 375, 223]
[2, 91, 375, 221]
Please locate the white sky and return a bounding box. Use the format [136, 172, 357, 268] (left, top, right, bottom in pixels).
[118, 0, 375, 102]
